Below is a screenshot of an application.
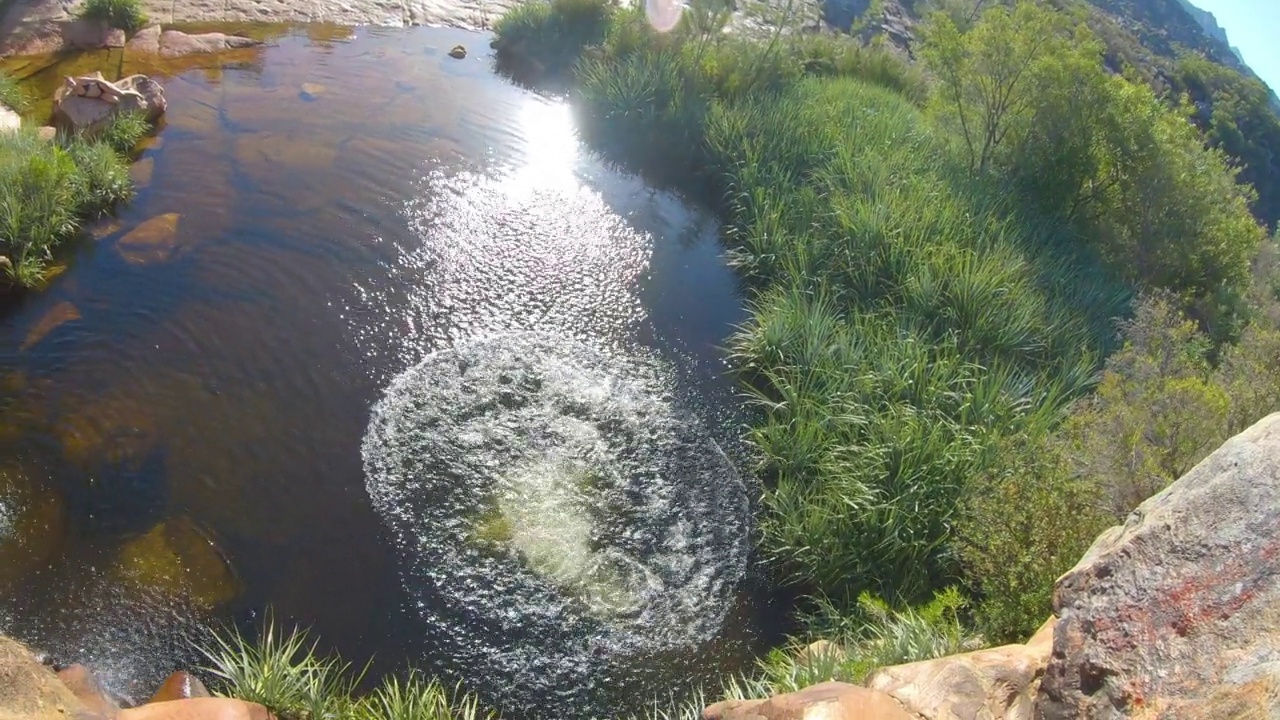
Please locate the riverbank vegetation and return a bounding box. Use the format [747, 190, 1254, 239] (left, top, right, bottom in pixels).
[0, 72, 147, 290]
[490, 0, 1279, 699]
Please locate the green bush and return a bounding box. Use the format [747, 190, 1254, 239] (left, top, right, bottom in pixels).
[77, 0, 148, 32]
[491, 0, 616, 81]
[200, 619, 490, 720]
[955, 433, 1107, 643]
[0, 71, 26, 112]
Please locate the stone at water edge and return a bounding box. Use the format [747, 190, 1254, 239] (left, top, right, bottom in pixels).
[703, 682, 914, 720]
[1036, 412, 1280, 719]
[449, 44, 467, 58]
[53, 73, 166, 138]
[158, 30, 262, 58]
[120, 699, 274, 720]
[149, 672, 210, 704]
[0, 636, 92, 720]
[127, 25, 163, 54]
[56, 665, 121, 719]
[867, 618, 1055, 720]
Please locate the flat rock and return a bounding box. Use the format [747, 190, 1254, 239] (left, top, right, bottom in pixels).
[126, 24, 163, 53]
[53, 73, 167, 137]
[115, 517, 238, 608]
[1036, 412, 1280, 719]
[158, 30, 261, 57]
[115, 213, 182, 265]
[868, 619, 1054, 720]
[704, 681, 913, 720]
[120, 698, 273, 720]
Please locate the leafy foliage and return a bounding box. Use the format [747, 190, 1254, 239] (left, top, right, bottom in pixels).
[200, 619, 489, 720]
[78, 0, 148, 31]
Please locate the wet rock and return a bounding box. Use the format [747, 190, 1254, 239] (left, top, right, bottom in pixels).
[298, 82, 325, 100]
[0, 636, 90, 720]
[448, 44, 466, 58]
[1036, 412, 1280, 719]
[158, 30, 262, 58]
[126, 24, 163, 54]
[53, 73, 167, 138]
[115, 213, 183, 265]
[867, 619, 1054, 720]
[121, 698, 273, 720]
[131, 156, 155, 188]
[149, 672, 211, 703]
[56, 664, 121, 718]
[20, 300, 81, 351]
[1, 104, 20, 134]
[115, 517, 239, 608]
[703, 682, 913, 719]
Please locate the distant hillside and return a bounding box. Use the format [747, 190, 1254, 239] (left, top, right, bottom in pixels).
[836, 0, 1280, 229]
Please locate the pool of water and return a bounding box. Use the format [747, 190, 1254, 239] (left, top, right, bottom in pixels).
[0, 25, 773, 718]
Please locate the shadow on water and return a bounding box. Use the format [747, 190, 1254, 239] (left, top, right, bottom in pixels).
[0, 24, 789, 718]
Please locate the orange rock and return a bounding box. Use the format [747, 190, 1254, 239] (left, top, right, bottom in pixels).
[116, 213, 183, 265]
[149, 671, 211, 703]
[56, 664, 121, 718]
[704, 682, 912, 720]
[121, 698, 273, 720]
[20, 300, 81, 351]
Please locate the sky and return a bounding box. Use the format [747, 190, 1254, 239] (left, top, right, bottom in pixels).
[1191, 0, 1280, 93]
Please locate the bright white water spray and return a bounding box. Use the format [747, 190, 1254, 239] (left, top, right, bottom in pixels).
[362, 332, 751, 713]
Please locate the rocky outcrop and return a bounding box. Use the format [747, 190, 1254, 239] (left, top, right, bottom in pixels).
[52, 73, 165, 137]
[155, 30, 261, 57]
[704, 681, 915, 720]
[1036, 411, 1280, 719]
[0, 640, 271, 720]
[867, 619, 1054, 720]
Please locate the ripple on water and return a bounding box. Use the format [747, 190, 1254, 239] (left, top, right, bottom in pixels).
[362, 332, 751, 715]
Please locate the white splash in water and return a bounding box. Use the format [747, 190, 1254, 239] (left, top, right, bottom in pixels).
[362, 331, 751, 714]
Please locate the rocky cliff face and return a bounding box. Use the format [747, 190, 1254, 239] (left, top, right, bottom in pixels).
[705, 412, 1280, 719]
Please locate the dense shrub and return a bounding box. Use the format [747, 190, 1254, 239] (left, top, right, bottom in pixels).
[78, 0, 148, 31]
[491, 0, 617, 81]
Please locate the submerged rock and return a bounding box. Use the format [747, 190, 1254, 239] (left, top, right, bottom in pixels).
[20, 300, 81, 351]
[114, 517, 239, 609]
[0, 460, 67, 589]
[115, 213, 183, 265]
[1037, 412, 1280, 718]
[448, 44, 466, 58]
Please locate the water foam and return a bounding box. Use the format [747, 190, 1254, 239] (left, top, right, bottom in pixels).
[362, 331, 751, 714]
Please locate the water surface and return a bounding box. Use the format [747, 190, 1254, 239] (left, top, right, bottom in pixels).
[0, 25, 769, 718]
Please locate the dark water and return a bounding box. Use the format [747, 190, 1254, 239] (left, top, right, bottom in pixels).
[0, 25, 772, 719]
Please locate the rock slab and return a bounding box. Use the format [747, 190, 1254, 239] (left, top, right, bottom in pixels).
[53, 73, 166, 138]
[869, 619, 1054, 720]
[0, 636, 90, 720]
[703, 681, 914, 719]
[1036, 412, 1280, 719]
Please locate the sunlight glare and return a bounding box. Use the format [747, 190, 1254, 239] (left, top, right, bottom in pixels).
[646, 0, 683, 32]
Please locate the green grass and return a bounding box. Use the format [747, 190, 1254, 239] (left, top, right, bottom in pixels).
[78, 0, 148, 32]
[0, 111, 144, 289]
[0, 72, 26, 112]
[200, 619, 490, 720]
[491, 0, 616, 83]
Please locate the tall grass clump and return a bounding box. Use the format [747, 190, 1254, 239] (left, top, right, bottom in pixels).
[200, 619, 490, 720]
[491, 0, 616, 81]
[0, 114, 141, 289]
[77, 0, 148, 32]
[0, 71, 26, 112]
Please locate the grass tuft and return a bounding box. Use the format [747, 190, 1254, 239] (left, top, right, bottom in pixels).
[199, 618, 490, 720]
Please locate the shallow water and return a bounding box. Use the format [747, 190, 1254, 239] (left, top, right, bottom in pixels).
[0, 25, 772, 718]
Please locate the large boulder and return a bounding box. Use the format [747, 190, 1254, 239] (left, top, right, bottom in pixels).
[157, 30, 261, 57]
[52, 73, 165, 138]
[1036, 412, 1280, 719]
[703, 681, 914, 719]
[868, 619, 1055, 720]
